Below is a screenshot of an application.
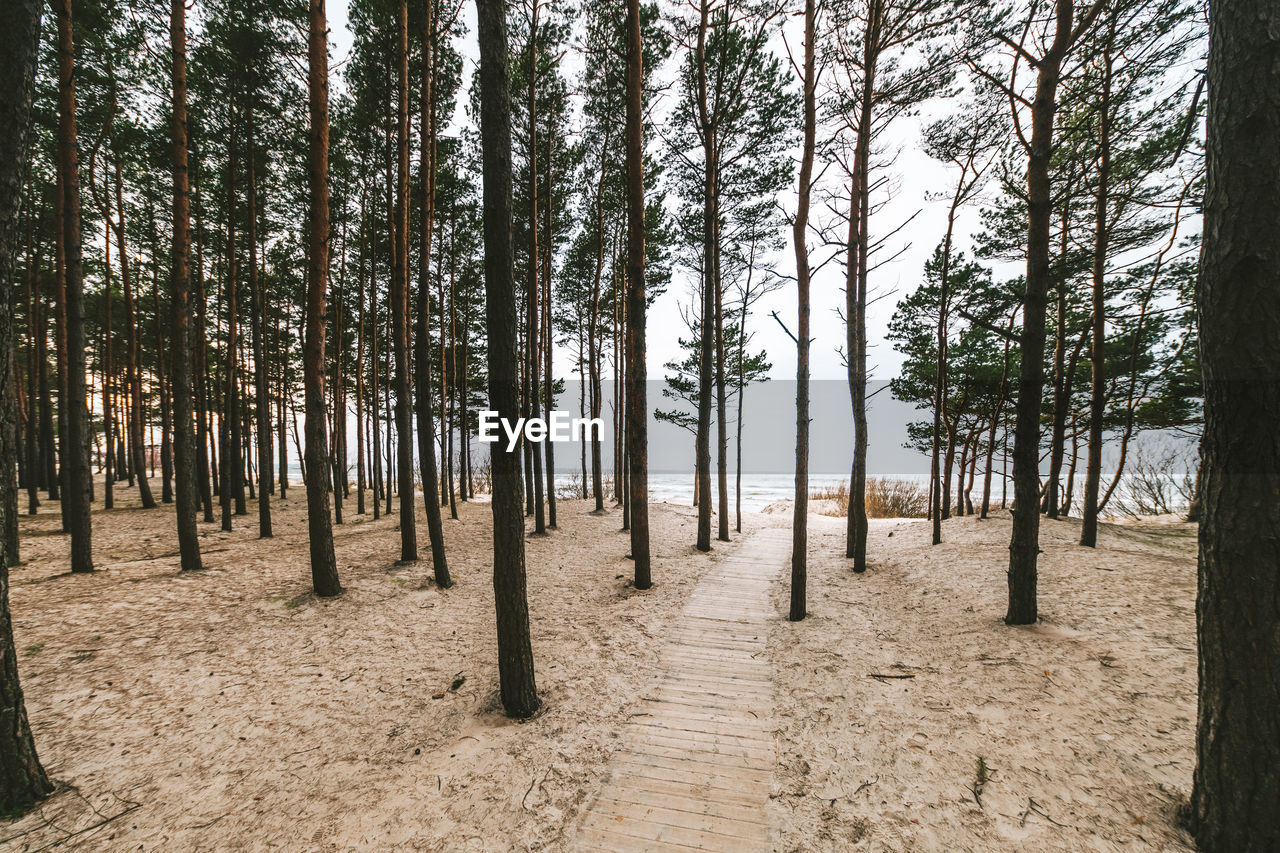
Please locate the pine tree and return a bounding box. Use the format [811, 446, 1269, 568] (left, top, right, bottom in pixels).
[0, 0, 55, 816]
[477, 0, 539, 719]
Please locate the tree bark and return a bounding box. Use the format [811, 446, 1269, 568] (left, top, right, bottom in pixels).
[624, 0, 650, 588]
[790, 0, 815, 621]
[391, 0, 418, 562]
[56, 0, 93, 573]
[1191, 0, 1280, 846]
[477, 0, 539, 718]
[0, 0, 55, 816]
[1006, 0, 1092, 624]
[415, 0, 449, 585]
[1080, 26, 1113, 547]
[169, 0, 202, 570]
[693, 0, 714, 553]
[525, 0, 546, 536]
[247, 123, 271, 537]
[305, 0, 341, 598]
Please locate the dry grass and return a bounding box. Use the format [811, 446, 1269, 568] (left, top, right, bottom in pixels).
[810, 477, 930, 519]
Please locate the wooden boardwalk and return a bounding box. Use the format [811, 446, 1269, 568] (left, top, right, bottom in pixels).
[575, 528, 791, 852]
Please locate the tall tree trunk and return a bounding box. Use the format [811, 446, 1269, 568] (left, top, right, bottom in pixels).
[790, 0, 815, 621]
[331, 218, 345, 524]
[586, 140, 607, 514]
[693, 0, 714, 553]
[355, 191, 367, 516]
[304, 0, 341, 598]
[477, 0, 539, 718]
[846, 25, 875, 573]
[24, 224, 40, 515]
[103, 219, 114, 510]
[56, 0, 93, 573]
[1080, 29, 1113, 547]
[542, 119, 556, 530]
[624, 0, 649, 588]
[1007, 0, 1092, 625]
[370, 206, 382, 521]
[932, 200, 959, 543]
[1044, 222, 1069, 519]
[392, 0, 417, 562]
[169, 0, 202, 570]
[525, 0, 546, 536]
[193, 158, 214, 522]
[0, 0, 53, 812]
[1191, 0, 1280, 847]
[247, 124, 271, 537]
[220, 132, 239, 532]
[415, 0, 449, 585]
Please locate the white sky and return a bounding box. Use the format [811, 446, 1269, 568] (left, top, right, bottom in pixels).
[325, 0, 999, 384]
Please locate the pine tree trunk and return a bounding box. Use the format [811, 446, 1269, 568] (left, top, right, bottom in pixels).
[790, 0, 815, 621]
[389, 0, 417, 561]
[693, 0, 714, 553]
[247, 124, 271, 537]
[477, 0, 539, 718]
[525, 1, 546, 537]
[415, 0, 449, 585]
[1007, 0, 1082, 625]
[115, 155, 153, 509]
[0, 0, 53, 812]
[1080, 31, 1113, 546]
[542, 122, 556, 530]
[846, 37, 874, 573]
[624, 0, 649, 587]
[355, 191, 367, 516]
[1190, 0, 1280, 846]
[304, 0, 341, 598]
[169, 0, 202, 570]
[56, 0, 93, 573]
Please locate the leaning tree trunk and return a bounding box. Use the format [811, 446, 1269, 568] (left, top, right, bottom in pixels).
[1190, 0, 1280, 848]
[169, 0, 202, 570]
[304, 0, 341, 598]
[0, 0, 55, 817]
[56, 0, 93, 573]
[477, 0, 539, 719]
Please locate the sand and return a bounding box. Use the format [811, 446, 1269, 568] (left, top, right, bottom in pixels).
[768, 511, 1197, 852]
[2, 482, 1197, 851]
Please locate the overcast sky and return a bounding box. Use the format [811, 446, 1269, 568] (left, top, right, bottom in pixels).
[324, 1, 1006, 386]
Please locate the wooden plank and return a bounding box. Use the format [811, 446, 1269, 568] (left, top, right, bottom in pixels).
[575, 826, 709, 853]
[581, 811, 769, 851]
[607, 761, 771, 805]
[626, 732, 775, 764]
[574, 529, 788, 851]
[591, 797, 770, 836]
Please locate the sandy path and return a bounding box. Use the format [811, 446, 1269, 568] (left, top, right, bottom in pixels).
[573, 528, 789, 852]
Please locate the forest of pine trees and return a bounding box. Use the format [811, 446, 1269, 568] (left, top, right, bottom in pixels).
[0, 0, 1276, 848]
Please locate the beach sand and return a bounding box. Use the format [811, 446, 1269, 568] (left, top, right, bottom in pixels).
[2, 484, 1196, 851]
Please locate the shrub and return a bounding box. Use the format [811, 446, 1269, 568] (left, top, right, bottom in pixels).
[810, 477, 929, 518]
